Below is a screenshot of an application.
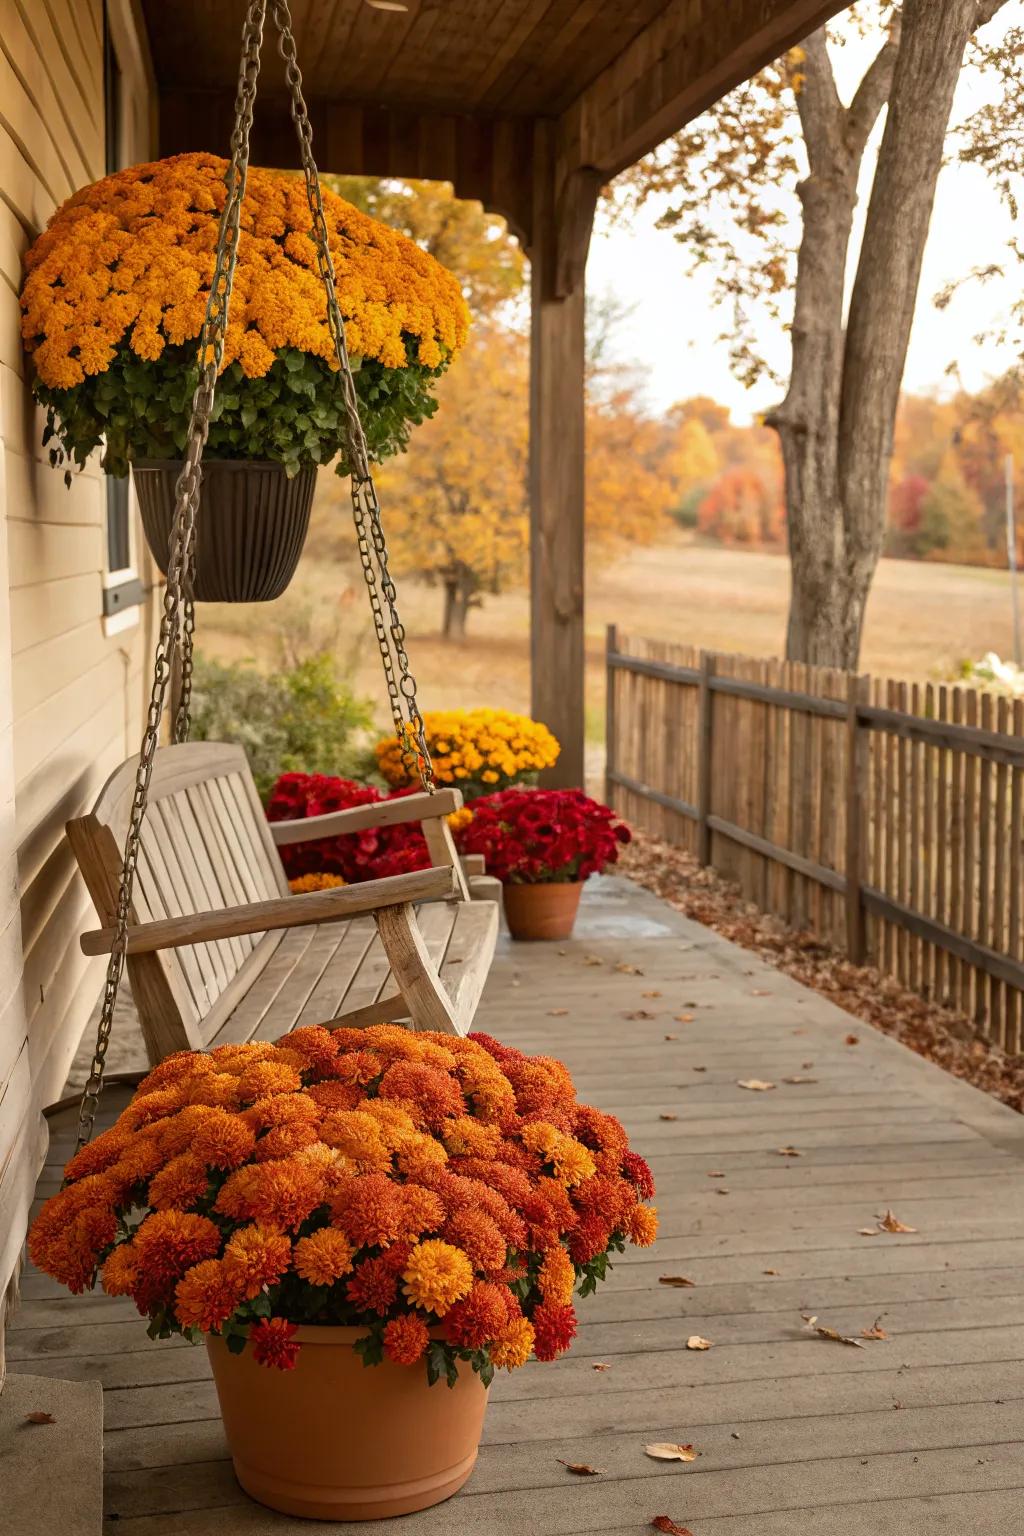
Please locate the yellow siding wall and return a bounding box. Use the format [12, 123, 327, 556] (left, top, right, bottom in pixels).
[0, 0, 157, 1315]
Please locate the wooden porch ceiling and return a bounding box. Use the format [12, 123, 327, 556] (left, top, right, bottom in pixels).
[141, 0, 845, 243]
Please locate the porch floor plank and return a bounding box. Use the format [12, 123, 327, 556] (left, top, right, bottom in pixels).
[13, 875, 1024, 1535]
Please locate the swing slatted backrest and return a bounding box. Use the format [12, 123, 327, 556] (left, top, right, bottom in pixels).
[69, 742, 501, 1068]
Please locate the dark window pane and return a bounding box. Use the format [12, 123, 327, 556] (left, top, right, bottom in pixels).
[106, 473, 131, 571]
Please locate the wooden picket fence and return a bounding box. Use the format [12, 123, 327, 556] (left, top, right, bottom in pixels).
[605, 627, 1024, 1051]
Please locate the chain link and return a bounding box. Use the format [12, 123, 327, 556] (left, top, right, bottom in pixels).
[73, 0, 266, 1152]
[75, 0, 438, 1149]
[271, 0, 435, 791]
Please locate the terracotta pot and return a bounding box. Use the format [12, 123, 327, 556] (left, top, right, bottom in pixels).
[133, 458, 315, 602]
[502, 880, 583, 941]
[207, 1327, 489, 1521]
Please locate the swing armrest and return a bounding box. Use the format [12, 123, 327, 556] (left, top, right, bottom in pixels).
[80, 866, 460, 957]
[270, 788, 463, 847]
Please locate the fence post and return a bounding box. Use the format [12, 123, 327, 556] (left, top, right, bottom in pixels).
[697, 651, 715, 866]
[604, 624, 617, 807]
[845, 671, 869, 964]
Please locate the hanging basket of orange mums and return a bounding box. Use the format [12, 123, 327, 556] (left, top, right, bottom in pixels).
[19, 152, 469, 600]
[29, 1026, 656, 1520]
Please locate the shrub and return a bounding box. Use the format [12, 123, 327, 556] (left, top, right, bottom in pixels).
[189, 654, 372, 800]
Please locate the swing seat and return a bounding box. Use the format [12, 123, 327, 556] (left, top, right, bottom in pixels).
[68, 743, 501, 1065]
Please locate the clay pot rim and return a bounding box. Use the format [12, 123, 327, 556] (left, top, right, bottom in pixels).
[210, 1323, 447, 1347]
[502, 877, 587, 887]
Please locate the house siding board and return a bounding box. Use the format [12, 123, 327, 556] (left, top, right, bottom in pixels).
[0, 0, 157, 1352]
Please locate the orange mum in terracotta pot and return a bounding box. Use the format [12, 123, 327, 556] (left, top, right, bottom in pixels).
[30, 1026, 656, 1519]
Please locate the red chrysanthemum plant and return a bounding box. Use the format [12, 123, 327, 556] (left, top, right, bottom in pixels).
[456, 788, 631, 885]
[29, 1028, 656, 1386]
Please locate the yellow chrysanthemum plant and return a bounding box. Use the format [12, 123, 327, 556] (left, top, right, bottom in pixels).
[28, 1027, 656, 1384]
[376, 709, 561, 799]
[19, 152, 469, 480]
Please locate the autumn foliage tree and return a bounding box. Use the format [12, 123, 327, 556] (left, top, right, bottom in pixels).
[372, 325, 529, 640]
[618, 0, 1015, 667]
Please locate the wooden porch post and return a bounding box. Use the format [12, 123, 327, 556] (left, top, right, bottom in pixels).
[528, 125, 600, 789]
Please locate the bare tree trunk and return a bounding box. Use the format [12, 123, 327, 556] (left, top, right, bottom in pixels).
[442, 575, 474, 639]
[775, 0, 1002, 668]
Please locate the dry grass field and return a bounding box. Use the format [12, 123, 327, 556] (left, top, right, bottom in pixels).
[200, 528, 1022, 745]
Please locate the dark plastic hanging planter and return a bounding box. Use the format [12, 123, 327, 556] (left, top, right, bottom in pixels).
[132, 459, 316, 603]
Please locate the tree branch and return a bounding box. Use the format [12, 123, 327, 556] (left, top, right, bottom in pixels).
[845, 18, 902, 158]
[792, 28, 845, 170]
[975, 0, 1009, 27]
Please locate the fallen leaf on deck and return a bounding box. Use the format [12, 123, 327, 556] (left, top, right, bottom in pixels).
[692, 1065, 707, 1072]
[674, 1013, 695, 1023]
[782, 1075, 818, 1084]
[845, 1034, 860, 1045]
[660, 1113, 679, 1121]
[626, 1009, 657, 1021]
[750, 988, 772, 996]
[861, 1317, 889, 1340]
[558, 1460, 603, 1476]
[664, 1034, 679, 1041]
[877, 1209, 917, 1233]
[686, 1335, 712, 1350]
[584, 954, 603, 967]
[707, 1170, 725, 1177]
[658, 1275, 696, 1288]
[643, 990, 663, 998]
[738, 1078, 775, 1091]
[547, 1008, 569, 1017]
[763, 1268, 779, 1276]
[645, 1443, 698, 1462]
[776, 1146, 802, 1157]
[802, 1060, 815, 1069]
[859, 1228, 880, 1237]
[592, 1361, 612, 1371]
[801, 1314, 865, 1348]
[24, 1411, 55, 1425]
[615, 962, 644, 975]
[650, 1516, 695, 1535]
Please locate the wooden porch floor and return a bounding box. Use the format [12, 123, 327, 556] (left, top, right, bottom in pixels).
[12, 876, 1024, 1534]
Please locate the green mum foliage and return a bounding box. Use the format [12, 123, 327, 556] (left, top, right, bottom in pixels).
[37, 342, 446, 480]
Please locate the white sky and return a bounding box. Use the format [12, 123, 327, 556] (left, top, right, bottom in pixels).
[586, 5, 1022, 423]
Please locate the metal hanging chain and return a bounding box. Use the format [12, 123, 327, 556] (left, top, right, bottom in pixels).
[73, 1, 266, 1152]
[271, 0, 435, 792]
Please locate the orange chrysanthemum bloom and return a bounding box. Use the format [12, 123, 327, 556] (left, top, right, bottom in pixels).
[626, 1203, 659, 1248]
[442, 1208, 507, 1273]
[382, 1314, 430, 1366]
[223, 1224, 293, 1298]
[538, 1246, 576, 1307]
[401, 1240, 473, 1317]
[148, 1152, 208, 1211]
[329, 1173, 403, 1249]
[444, 1281, 509, 1349]
[491, 1316, 535, 1370]
[294, 1229, 355, 1286]
[215, 1159, 325, 1232]
[175, 1259, 244, 1331]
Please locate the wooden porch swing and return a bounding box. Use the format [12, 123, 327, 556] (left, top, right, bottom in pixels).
[67, 0, 499, 1150]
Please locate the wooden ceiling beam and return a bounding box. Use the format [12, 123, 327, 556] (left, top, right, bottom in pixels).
[157, 93, 535, 243]
[558, 0, 847, 182]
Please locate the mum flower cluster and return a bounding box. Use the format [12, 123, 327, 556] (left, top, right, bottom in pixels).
[376, 710, 560, 797]
[19, 153, 469, 476]
[458, 788, 631, 884]
[29, 1028, 656, 1384]
[267, 775, 470, 884]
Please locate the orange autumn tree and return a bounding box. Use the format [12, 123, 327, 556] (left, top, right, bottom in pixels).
[363, 326, 672, 638]
[373, 324, 529, 639]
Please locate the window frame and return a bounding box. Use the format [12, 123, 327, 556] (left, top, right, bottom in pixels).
[101, 3, 143, 635]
